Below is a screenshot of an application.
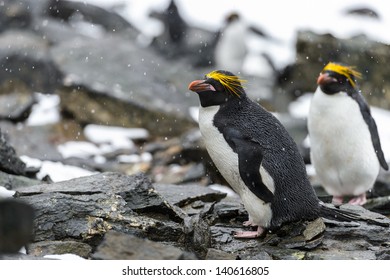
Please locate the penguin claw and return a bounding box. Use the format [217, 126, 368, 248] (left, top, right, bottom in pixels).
[332, 196, 344, 206]
[348, 194, 367, 205]
[234, 227, 265, 239]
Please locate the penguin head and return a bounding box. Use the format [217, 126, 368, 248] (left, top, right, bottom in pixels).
[317, 62, 362, 95]
[225, 12, 240, 24]
[188, 70, 246, 107]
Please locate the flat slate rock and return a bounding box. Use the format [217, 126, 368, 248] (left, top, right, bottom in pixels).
[153, 183, 227, 207]
[92, 230, 196, 260]
[0, 91, 35, 122]
[0, 170, 42, 190]
[51, 34, 205, 136]
[16, 172, 186, 246]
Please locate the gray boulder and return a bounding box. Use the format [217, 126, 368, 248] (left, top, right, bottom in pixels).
[51, 35, 205, 136]
[0, 30, 62, 93]
[7, 171, 390, 260]
[0, 128, 31, 176]
[92, 231, 196, 260]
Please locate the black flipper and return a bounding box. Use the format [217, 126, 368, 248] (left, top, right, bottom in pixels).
[248, 25, 267, 37]
[222, 127, 274, 203]
[351, 91, 389, 170]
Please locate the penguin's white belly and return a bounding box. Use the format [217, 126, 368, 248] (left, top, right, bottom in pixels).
[199, 106, 274, 227]
[215, 22, 247, 73]
[308, 89, 380, 196]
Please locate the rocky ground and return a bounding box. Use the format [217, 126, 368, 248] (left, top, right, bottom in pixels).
[1, 0, 390, 260]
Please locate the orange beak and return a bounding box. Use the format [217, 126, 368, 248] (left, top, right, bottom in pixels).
[188, 80, 216, 92]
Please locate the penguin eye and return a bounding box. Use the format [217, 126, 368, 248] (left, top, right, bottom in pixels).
[214, 83, 224, 92]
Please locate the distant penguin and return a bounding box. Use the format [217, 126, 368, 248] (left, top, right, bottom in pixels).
[149, 0, 219, 66]
[214, 12, 276, 78]
[164, 0, 187, 45]
[308, 62, 388, 205]
[188, 70, 357, 238]
[149, 0, 188, 57]
[214, 13, 248, 74]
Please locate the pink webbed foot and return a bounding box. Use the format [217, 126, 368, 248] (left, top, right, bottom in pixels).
[234, 226, 265, 239]
[348, 193, 367, 205]
[332, 196, 344, 206]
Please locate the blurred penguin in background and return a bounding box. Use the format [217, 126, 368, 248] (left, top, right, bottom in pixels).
[149, 0, 219, 67]
[214, 12, 276, 79]
[149, 0, 188, 57]
[162, 0, 187, 46]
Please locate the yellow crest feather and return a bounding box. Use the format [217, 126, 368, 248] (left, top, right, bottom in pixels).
[206, 70, 247, 97]
[322, 62, 362, 88]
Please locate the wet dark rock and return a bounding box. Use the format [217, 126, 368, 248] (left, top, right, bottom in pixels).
[0, 199, 35, 253]
[208, 201, 390, 260]
[0, 30, 62, 93]
[0, 253, 48, 260]
[0, 0, 32, 32]
[0, 171, 42, 190]
[32, 17, 91, 45]
[183, 210, 213, 258]
[121, 178, 187, 223]
[371, 180, 390, 197]
[0, 128, 31, 176]
[376, 250, 390, 260]
[364, 196, 390, 216]
[51, 34, 203, 136]
[205, 248, 237, 260]
[15, 173, 187, 251]
[275, 219, 325, 250]
[305, 250, 376, 260]
[153, 183, 226, 208]
[28, 240, 92, 258]
[338, 204, 390, 227]
[92, 230, 197, 260]
[1, 170, 389, 260]
[0, 91, 35, 122]
[0, 120, 83, 162]
[213, 200, 248, 222]
[18, 191, 125, 242]
[279, 30, 390, 110]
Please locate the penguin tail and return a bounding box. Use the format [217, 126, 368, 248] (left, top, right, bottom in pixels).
[319, 203, 360, 223]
